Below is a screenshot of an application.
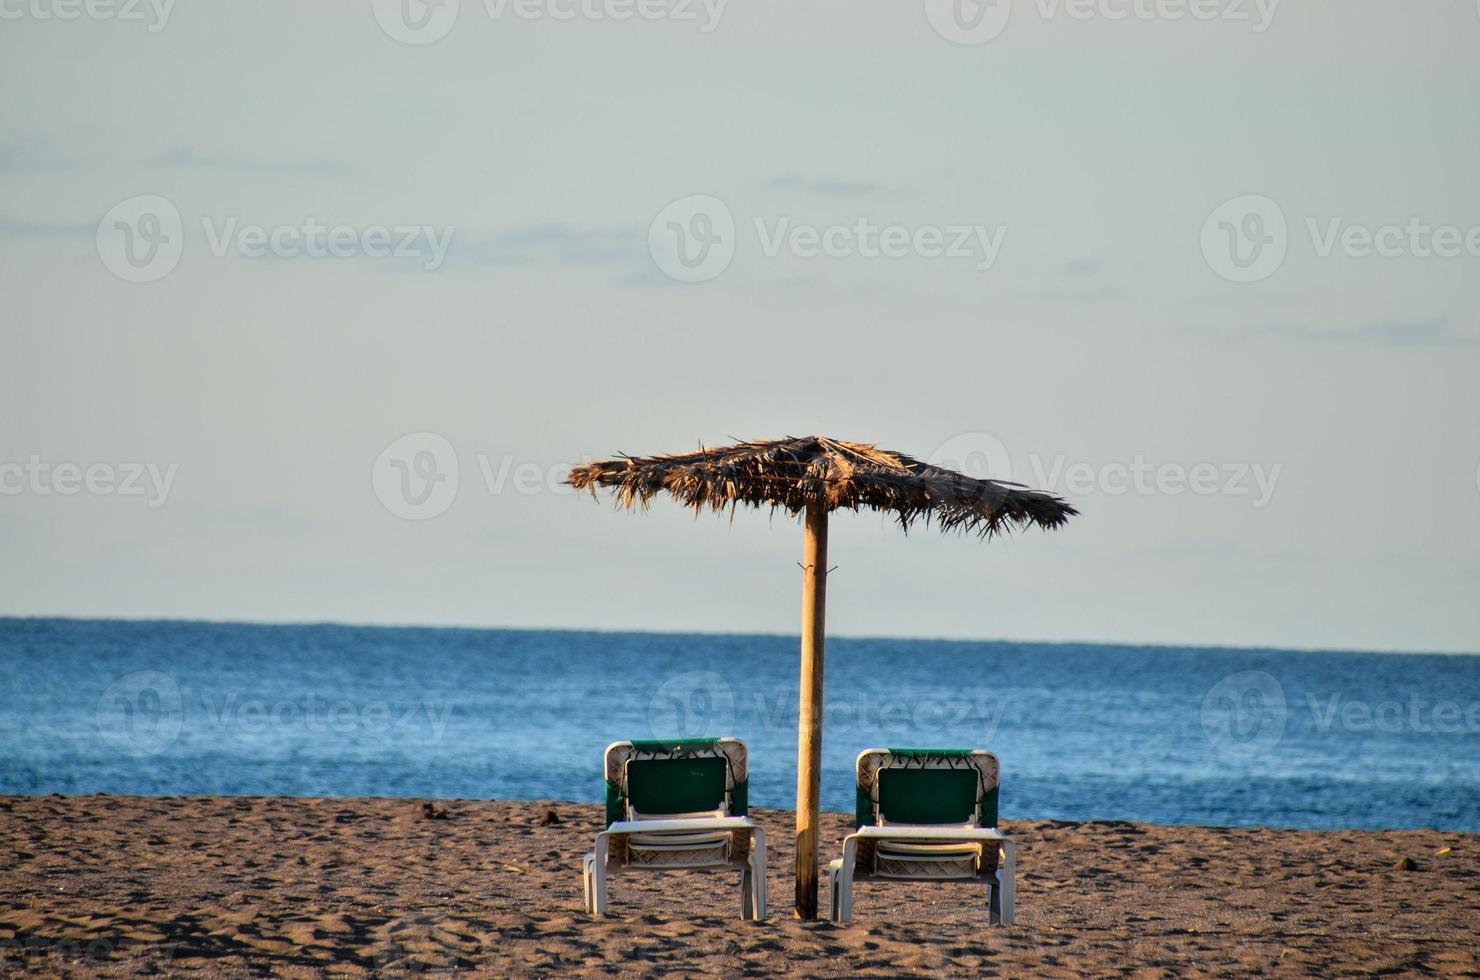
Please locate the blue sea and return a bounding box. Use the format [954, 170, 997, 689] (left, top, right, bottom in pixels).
[1, 618, 1477, 831]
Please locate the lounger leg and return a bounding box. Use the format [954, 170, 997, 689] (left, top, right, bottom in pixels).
[749, 827, 767, 920]
[741, 865, 754, 920]
[999, 840, 1016, 925]
[988, 873, 1002, 925]
[582, 853, 594, 914]
[591, 833, 610, 916]
[833, 837, 858, 923]
[827, 860, 842, 921]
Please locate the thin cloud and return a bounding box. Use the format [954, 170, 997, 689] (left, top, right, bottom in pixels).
[458, 224, 643, 267]
[0, 139, 94, 174]
[1264, 318, 1469, 348]
[766, 174, 898, 198]
[0, 215, 94, 238]
[771, 274, 821, 290]
[618, 267, 690, 288]
[1058, 258, 1101, 279]
[1027, 284, 1125, 302]
[1026, 257, 1123, 301]
[146, 145, 355, 178]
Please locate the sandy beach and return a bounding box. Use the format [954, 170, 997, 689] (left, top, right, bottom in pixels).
[1, 795, 1476, 976]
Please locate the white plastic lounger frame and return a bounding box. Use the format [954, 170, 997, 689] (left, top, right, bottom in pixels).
[827, 747, 1015, 925]
[582, 738, 766, 920]
[583, 816, 767, 919]
[828, 825, 1015, 924]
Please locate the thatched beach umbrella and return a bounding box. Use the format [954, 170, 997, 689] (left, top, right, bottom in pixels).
[567, 435, 1076, 919]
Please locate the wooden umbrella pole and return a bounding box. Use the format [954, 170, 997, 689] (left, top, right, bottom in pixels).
[795, 502, 828, 919]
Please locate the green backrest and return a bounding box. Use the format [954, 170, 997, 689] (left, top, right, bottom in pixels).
[855, 748, 999, 828]
[604, 738, 748, 826]
[878, 767, 980, 825]
[627, 757, 728, 816]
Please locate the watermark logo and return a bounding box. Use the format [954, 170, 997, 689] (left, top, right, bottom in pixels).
[924, 0, 1278, 44]
[485, 0, 728, 30]
[1307, 693, 1480, 736]
[0, 0, 175, 31]
[1200, 194, 1287, 282]
[648, 194, 735, 283]
[373, 432, 460, 520]
[1034, 0, 1277, 30]
[924, 0, 1012, 44]
[197, 692, 453, 741]
[754, 216, 1004, 271]
[200, 217, 454, 271]
[926, 432, 1283, 507]
[0, 457, 179, 507]
[0, 935, 180, 971]
[373, 913, 488, 972]
[648, 192, 1006, 283]
[373, 0, 460, 44]
[1203, 195, 1480, 282]
[97, 194, 183, 283]
[97, 670, 185, 757]
[370, 437, 581, 519]
[1200, 670, 1287, 759]
[648, 671, 735, 738]
[98, 194, 454, 282]
[374, 0, 727, 43]
[97, 672, 453, 757]
[752, 690, 1008, 738]
[1305, 216, 1480, 261]
[927, 431, 1014, 482]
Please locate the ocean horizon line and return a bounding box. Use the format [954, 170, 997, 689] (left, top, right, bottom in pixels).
[1, 612, 1475, 660]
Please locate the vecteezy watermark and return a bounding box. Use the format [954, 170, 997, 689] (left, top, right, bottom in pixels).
[648, 671, 736, 738]
[1200, 194, 1287, 283]
[753, 217, 1004, 271]
[928, 431, 1014, 484]
[97, 194, 183, 283]
[371, 434, 582, 519]
[0, 457, 179, 507]
[647, 193, 1006, 283]
[484, 0, 727, 29]
[924, 0, 1277, 45]
[0, 0, 175, 32]
[195, 692, 453, 741]
[372, 0, 461, 44]
[1201, 193, 1480, 283]
[200, 216, 454, 270]
[1306, 694, 1480, 735]
[923, 0, 1013, 44]
[372, 432, 461, 520]
[0, 934, 181, 971]
[927, 431, 1283, 508]
[1200, 670, 1287, 759]
[372, 0, 728, 45]
[1201, 672, 1480, 759]
[97, 194, 455, 283]
[372, 913, 500, 972]
[754, 690, 1009, 738]
[97, 671, 185, 757]
[97, 671, 454, 756]
[648, 194, 736, 283]
[646, 671, 1009, 740]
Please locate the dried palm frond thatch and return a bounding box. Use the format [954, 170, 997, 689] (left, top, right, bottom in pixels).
[566, 435, 1076, 536]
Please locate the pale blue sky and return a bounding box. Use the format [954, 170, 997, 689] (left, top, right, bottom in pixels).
[2, 1, 1478, 652]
